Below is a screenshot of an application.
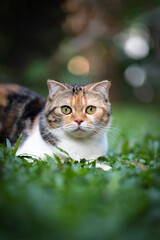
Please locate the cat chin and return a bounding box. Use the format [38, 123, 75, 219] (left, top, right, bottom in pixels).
[63, 126, 94, 139]
[66, 130, 93, 139]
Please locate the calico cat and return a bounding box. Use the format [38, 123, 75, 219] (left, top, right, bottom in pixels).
[0, 80, 111, 166]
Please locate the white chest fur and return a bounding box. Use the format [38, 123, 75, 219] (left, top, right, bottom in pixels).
[16, 125, 108, 161]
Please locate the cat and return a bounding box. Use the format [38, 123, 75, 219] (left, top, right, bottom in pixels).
[0, 80, 111, 170]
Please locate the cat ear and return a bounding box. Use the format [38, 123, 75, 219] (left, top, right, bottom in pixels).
[47, 80, 68, 98]
[87, 80, 111, 95]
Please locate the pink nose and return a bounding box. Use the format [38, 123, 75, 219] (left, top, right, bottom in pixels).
[75, 119, 84, 126]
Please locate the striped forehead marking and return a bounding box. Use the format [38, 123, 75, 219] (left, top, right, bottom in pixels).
[70, 86, 87, 109]
[72, 85, 84, 95]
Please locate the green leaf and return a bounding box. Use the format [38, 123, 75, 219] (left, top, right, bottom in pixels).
[0, 143, 5, 149]
[53, 153, 63, 165]
[56, 146, 70, 157]
[11, 133, 23, 156]
[6, 138, 11, 150]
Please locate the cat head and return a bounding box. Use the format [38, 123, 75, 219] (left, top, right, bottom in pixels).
[44, 80, 111, 139]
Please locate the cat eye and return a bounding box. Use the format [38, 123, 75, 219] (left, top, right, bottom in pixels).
[86, 106, 96, 115]
[61, 106, 72, 115]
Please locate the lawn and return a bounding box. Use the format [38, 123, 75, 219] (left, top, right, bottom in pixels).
[0, 104, 160, 240]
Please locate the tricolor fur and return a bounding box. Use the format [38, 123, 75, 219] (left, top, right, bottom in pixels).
[0, 80, 111, 162]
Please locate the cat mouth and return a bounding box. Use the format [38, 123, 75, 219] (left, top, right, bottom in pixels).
[74, 127, 85, 133]
[65, 126, 93, 138]
[71, 126, 87, 136]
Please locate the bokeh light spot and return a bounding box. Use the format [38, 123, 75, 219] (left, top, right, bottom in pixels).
[124, 35, 149, 59]
[68, 56, 90, 75]
[124, 65, 146, 87]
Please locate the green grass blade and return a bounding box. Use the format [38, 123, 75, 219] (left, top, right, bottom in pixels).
[56, 146, 70, 157]
[6, 138, 11, 150]
[53, 153, 63, 166]
[11, 133, 23, 156]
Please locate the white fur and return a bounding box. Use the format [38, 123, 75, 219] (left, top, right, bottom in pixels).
[16, 124, 111, 171]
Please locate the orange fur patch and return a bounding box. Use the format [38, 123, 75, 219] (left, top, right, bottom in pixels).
[0, 84, 19, 106]
[30, 113, 41, 133]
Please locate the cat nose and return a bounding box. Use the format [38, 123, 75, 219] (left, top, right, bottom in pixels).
[75, 119, 84, 126]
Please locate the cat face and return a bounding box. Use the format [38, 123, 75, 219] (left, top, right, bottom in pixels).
[44, 80, 111, 139]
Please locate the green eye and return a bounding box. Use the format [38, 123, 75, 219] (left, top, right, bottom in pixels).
[86, 106, 96, 115]
[61, 106, 72, 115]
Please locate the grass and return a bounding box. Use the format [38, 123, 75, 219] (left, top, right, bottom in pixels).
[0, 104, 160, 240]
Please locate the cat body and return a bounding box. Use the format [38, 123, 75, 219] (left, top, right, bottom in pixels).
[0, 80, 111, 162]
[0, 84, 46, 146]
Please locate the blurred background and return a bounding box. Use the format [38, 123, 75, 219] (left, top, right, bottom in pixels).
[1, 3, 160, 239]
[0, 0, 160, 104]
